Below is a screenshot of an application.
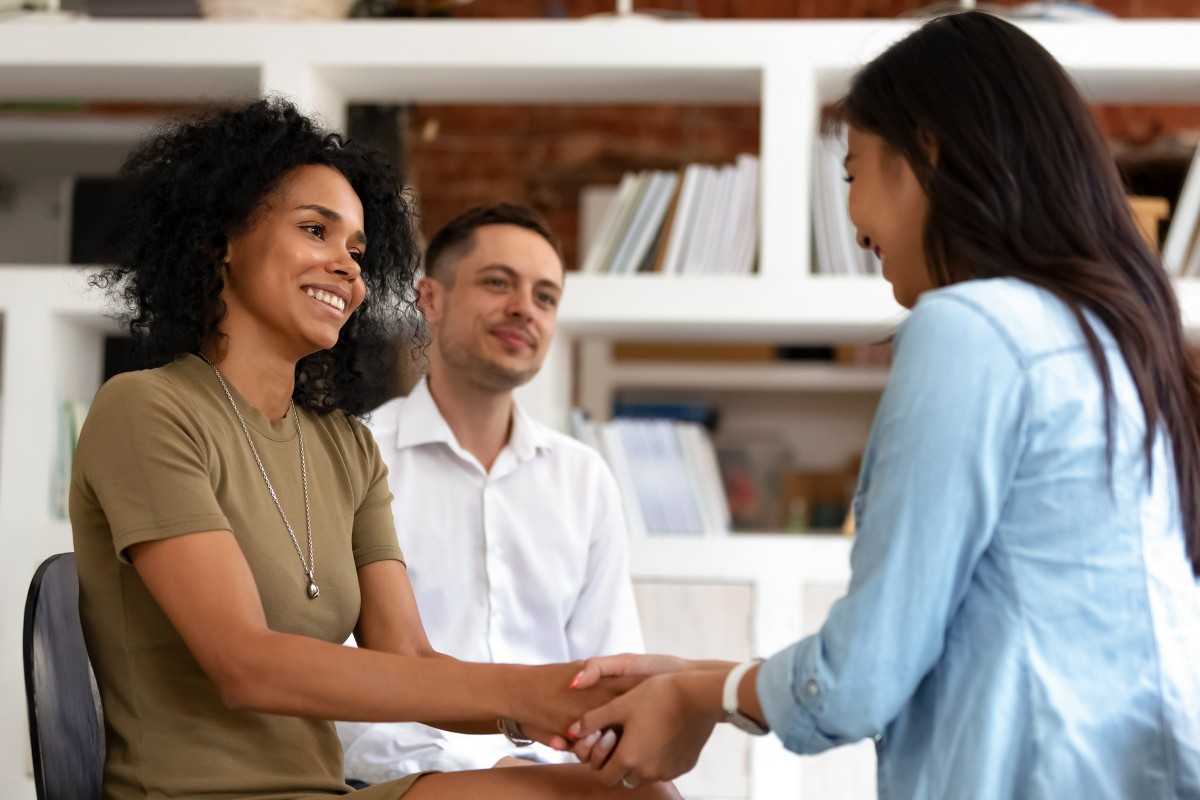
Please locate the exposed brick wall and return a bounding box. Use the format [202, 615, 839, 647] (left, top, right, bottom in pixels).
[407, 104, 760, 267]
[404, 0, 1200, 263]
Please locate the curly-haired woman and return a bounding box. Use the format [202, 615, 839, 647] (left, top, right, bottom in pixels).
[71, 97, 679, 800]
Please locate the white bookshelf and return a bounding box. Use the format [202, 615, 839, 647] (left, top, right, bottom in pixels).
[2, 16, 1200, 800]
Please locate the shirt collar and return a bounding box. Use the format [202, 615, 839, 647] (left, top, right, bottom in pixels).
[508, 393, 553, 462]
[394, 376, 553, 465]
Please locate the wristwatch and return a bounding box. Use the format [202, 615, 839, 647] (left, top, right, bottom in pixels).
[722, 659, 769, 736]
[497, 717, 535, 747]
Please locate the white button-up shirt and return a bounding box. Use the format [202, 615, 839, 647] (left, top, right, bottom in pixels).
[337, 378, 643, 780]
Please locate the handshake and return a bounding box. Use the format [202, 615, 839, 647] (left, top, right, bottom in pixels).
[500, 654, 768, 791]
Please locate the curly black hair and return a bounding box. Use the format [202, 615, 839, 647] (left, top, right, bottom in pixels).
[91, 96, 419, 416]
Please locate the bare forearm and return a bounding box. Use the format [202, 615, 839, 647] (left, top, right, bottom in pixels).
[129, 545, 590, 734]
[218, 629, 523, 725]
[680, 661, 766, 728]
[678, 664, 767, 729]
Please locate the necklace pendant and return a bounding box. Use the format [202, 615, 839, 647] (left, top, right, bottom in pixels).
[307, 577, 320, 600]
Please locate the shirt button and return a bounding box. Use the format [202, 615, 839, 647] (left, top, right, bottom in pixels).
[804, 680, 820, 697]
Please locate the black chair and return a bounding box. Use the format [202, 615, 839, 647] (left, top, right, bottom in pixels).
[23, 553, 104, 800]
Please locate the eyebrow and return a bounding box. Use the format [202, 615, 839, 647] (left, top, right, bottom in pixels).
[842, 153, 854, 170]
[297, 204, 367, 245]
[480, 263, 562, 293]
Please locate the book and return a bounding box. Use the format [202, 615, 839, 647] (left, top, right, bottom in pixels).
[646, 419, 705, 534]
[596, 421, 648, 537]
[677, 166, 719, 275]
[570, 412, 731, 536]
[812, 134, 842, 275]
[694, 164, 738, 274]
[609, 170, 679, 275]
[580, 171, 647, 274]
[647, 168, 687, 273]
[659, 163, 705, 275]
[579, 173, 635, 273]
[615, 419, 674, 534]
[676, 421, 732, 536]
[730, 154, 760, 275]
[577, 155, 761, 277]
[1163, 141, 1200, 275]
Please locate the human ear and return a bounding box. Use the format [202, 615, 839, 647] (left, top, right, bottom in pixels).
[919, 129, 939, 168]
[220, 236, 236, 274]
[416, 276, 441, 323]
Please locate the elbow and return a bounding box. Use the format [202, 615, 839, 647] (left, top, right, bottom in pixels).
[203, 649, 277, 713]
[215, 673, 261, 712]
[211, 664, 264, 712]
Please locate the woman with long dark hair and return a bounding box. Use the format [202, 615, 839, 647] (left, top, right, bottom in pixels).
[564, 12, 1200, 798]
[71, 97, 680, 800]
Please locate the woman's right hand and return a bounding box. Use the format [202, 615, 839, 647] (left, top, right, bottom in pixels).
[524, 654, 693, 753]
[511, 660, 642, 747]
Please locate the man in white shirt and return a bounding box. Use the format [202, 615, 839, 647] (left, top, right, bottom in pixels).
[337, 203, 644, 783]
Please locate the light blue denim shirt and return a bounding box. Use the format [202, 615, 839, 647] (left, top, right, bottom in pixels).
[758, 278, 1200, 799]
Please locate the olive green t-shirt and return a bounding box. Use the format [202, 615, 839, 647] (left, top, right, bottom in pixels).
[70, 354, 419, 800]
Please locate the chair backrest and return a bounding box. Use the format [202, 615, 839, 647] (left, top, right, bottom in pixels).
[23, 552, 104, 800]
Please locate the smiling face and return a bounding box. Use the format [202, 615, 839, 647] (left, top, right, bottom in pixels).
[420, 223, 563, 393]
[845, 126, 935, 309]
[219, 164, 367, 359]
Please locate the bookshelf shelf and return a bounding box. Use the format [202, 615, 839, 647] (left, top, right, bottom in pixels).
[0, 114, 164, 143]
[559, 274, 905, 342]
[631, 533, 853, 584]
[606, 361, 889, 393]
[3, 15, 1200, 800]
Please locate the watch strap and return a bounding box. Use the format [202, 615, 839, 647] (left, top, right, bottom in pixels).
[722, 659, 769, 735]
[497, 716, 534, 747]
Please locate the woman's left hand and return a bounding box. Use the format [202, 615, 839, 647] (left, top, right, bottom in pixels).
[568, 671, 726, 788]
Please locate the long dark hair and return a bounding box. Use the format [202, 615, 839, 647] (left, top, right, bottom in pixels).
[836, 11, 1200, 575]
[91, 97, 419, 416]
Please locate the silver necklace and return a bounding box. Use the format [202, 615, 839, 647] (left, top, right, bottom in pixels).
[199, 354, 319, 600]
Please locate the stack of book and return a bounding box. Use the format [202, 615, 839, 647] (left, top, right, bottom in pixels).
[579, 155, 760, 276]
[812, 132, 881, 276]
[570, 412, 731, 537]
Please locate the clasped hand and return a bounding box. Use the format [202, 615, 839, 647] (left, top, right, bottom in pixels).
[508, 659, 643, 747]
[548, 654, 731, 789]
